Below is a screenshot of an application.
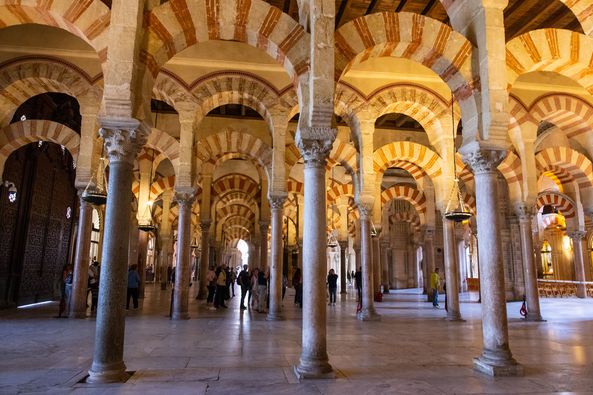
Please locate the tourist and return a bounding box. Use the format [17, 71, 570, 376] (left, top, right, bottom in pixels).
[293, 267, 302, 308]
[257, 268, 268, 313]
[354, 267, 362, 304]
[346, 270, 351, 285]
[88, 259, 100, 312]
[230, 267, 237, 298]
[205, 266, 216, 304]
[430, 267, 441, 308]
[58, 264, 73, 318]
[214, 265, 227, 309]
[250, 268, 259, 309]
[237, 265, 250, 310]
[126, 264, 140, 310]
[327, 268, 338, 305]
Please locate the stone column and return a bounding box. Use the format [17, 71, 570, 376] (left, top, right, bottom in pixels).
[70, 193, 93, 318]
[260, 221, 269, 271]
[463, 149, 521, 376]
[442, 218, 462, 321]
[372, 235, 381, 295]
[339, 241, 348, 294]
[172, 193, 195, 320]
[197, 220, 211, 299]
[569, 231, 587, 298]
[358, 208, 380, 321]
[268, 196, 286, 320]
[516, 204, 543, 320]
[159, 191, 173, 290]
[294, 138, 334, 379]
[137, 231, 148, 298]
[381, 240, 390, 293]
[423, 229, 435, 300]
[88, 122, 147, 384]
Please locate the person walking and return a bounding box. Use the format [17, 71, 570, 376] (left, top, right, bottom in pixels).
[292, 267, 302, 308]
[257, 268, 268, 313]
[237, 265, 250, 310]
[214, 265, 227, 309]
[205, 266, 216, 304]
[327, 269, 338, 305]
[230, 267, 237, 298]
[250, 268, 259, 309]
[126, 264, 140, 310]
[430, 267, 441, 308]
[58, 264, 73, 318]
[354, 267, 362, 305]
[88, 259, 100, 312]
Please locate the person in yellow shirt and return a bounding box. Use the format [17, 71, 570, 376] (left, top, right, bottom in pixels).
[430, 268, 441, 308]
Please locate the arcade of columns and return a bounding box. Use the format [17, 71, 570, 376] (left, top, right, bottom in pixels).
[3, 0, 593, 383]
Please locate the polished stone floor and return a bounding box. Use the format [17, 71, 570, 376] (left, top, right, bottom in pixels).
[2, 283, 593, 394]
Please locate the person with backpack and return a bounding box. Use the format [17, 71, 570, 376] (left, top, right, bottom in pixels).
[205, 266, 216, 304]
[237, 265, 250, 310]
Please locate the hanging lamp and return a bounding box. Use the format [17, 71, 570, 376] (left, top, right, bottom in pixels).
[138, 147, 157, 232]
[81, 144, 107, 205]
[444, 94, 473, 223]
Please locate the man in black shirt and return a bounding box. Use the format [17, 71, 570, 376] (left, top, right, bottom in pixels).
[327, 269, 338, 305]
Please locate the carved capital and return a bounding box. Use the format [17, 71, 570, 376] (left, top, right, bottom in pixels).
[568, 230, 586, 241]
[358, 204, 372, 220]
[515, 203, 534, 222]
[269, 196, 286, 210]
[260, 220, 270, 229]
[424, 228, 435, 241]
[295, 127, 336, 169]
[99, 119, 149, 165]
[174, 192, 196, 208]
[338, 240, 349, 249]
[461, 148, 506, 175]
[199, 220, 211, 232]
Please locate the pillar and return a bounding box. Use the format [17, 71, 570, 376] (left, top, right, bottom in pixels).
[358, 208, 380, 321]
[268, 196, 286, 320]
[516, 204, 543, 320]
[88, 122, 147, 383]
[372, 235, 381, 296]
[381, 240, 390, 293]
[260, 221, 269, 271]
[463, 149, 522, 376]
[137, 231, 148, 298]
[339, 241, 348, 294]
[423, 229, 435, 300]
[197, 220, 211, 299]
[70, 193, 93, 318]
[294, 138, 334, 379]
[569, 231, 587, 298]
[443, 219, 462, 321]
[159, 191, 173, 290]
[172, 193, 195, 320]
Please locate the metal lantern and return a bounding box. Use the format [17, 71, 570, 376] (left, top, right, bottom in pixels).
[81, 155, 107, 206]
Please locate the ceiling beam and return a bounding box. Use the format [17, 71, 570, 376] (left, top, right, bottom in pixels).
[395, 0, 407, 13]
[366, 0, 380, 15]
[421, 0, 437, 15]
[336, 0, 353, 27]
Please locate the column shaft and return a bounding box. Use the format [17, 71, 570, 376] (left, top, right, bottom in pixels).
[268, 198, 285, 320]
[197, 221, 211, 299]
[172, 194, 193, 320]
[570, 231, 587, 298]
[160, 236, 170, 290]
[70, 196, 93, 318]
[443, 220, 462, 320]
[358, 215, 380, 320]
[381, 242, 390, 293]
[260, 221, 269, 271]
[339, 241, 347, 294]
[517, 208, 543, 320]
[372, 236, 381, 295]
[423, 233, 435, 299]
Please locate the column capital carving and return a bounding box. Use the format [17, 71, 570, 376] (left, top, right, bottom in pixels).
[338, 240, 349, 249]
[259, 220, 270, 228]
[174, 191, 196, 208]
[199, 220, 211, 232]
[423, 228, 435, 240]
[99, 119, 149, 165]
[461, 148, 506, 175]
[515, 203, 534, 222]
[268, 195, 287, 210]
[295, 128, 335, 169]
[380, 240, 390, 248]
[568, 230, 587, 241]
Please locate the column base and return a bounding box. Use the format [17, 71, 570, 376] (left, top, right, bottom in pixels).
[69, 311, 88, 319]
[171, 312, 190, 320]
[293, 361, 334, 380]
[357, 308, 381, 321]
[87, 361, 129, 384]
[445, 311, 464, 321]
[266, 312, 285, 321]
[523, 314, 545, 322]
[473, 351, 523, 377]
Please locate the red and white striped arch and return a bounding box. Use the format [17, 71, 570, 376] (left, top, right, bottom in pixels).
[380, 185, 427, 225]
[390, 211, 421, 233]
[327, 139, 358, 174]
[327, 183, 355, 202]
[145, 128, 180, 165]
[143, 0, 309, 81]
[536, 191, 576, 219]
[374, 141, 443, 182]
[497, 151, 523, 203]
[536, 147, 593, 192]
[0, 0, 110, 60]
[286, 178, 304, 195]
[506, 29, 593, 94]
[530, 94, 593, 138]
[211, 173, 260, 198]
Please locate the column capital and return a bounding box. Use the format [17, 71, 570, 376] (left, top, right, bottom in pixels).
[268, 195, 287, 210]
[99, 118, 149, 165]
[199, 220, 211, 232]
[259, 220, 270, 229]
[338, 240, 348, 249]
[568, 230, 587, 241]
[423, 227, 435, 240]
[295, 128, 335, 169]
[380, 240, 390, 248]
[174, 191, 196, 208]
[515, 203, 535, 222]
[461, 148, 506, 175]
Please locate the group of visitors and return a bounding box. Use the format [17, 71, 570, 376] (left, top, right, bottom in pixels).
[204, 264, 238, 310]
[58, 257, 101, 317]
[236, 264, 269, 313]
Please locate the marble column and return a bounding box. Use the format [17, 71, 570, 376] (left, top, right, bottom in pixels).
[159, 191, 173, 290]
[339, 241, 348, 294]
[358, 209, 380, 321]
[172, 193, 195, 320]
[372, 236, 381, 295]
[569, 231, 587, 298]
[137, 231, 148, 298]
[463, 149, 522, 376]
[70, 193, 93, 318]
[516, 204, 543, 320]
[294, 138, 334, 379]
[423, 230, 435, 300]
[197, 220, 211, 299]
[260, 221, 269, 271]
[442, 218, 462, 321]
[268, 196, 286, 320]
[381, 240, 390, 293]
[88, 123, 147, 384]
